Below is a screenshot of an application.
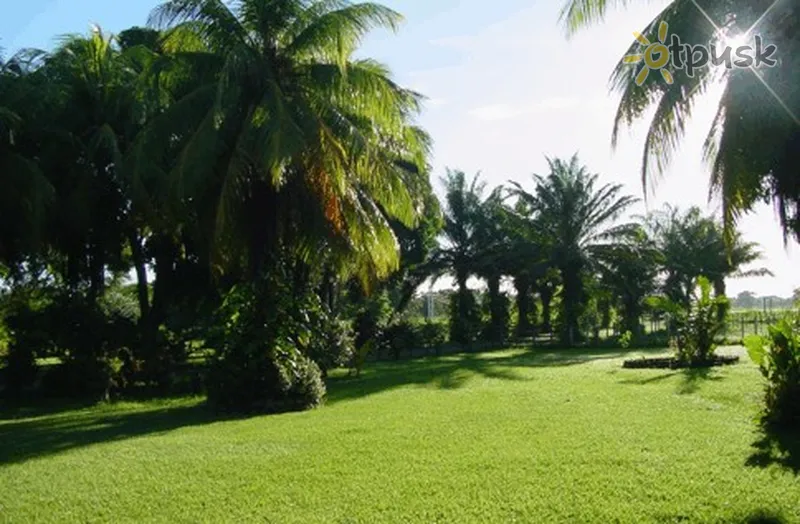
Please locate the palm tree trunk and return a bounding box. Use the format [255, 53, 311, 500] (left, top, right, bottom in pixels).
[486, 274, 506, 344]
[514, 274, 532, 337]
[713, 278, 728, 322]
[560, 264, 584, 347]
[128, 228, 150, 322]
[540, 287, 553, 334]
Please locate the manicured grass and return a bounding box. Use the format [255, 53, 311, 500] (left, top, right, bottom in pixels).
[1, 347, 799, 523]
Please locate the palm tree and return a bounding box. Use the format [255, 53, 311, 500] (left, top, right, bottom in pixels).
[645, 205, 771, 320]
[474, 186, 514, 344]
[143, 0, 430, 284]
[434, 169, 486, 345]
[560, 0, 800, 243]
[596, 225, 662, 337]
[510, 154, 638, 346]
[0, 49, 53, 268]
[502, 194, 551, 337]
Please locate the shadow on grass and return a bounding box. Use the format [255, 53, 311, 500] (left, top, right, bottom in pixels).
[0, 399, 215, 467]
[0, 346, 666, 467]
[616, 367, 726, 395]
[675, 367, 725, 395]
[746, 425, 800, 475]
[327, 346, 666, 405]
[731, 510, 789, 523]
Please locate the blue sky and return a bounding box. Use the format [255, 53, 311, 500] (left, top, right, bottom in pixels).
[3, 0, 798, 298]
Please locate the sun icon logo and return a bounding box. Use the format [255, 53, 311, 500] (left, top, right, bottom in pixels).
[624, 21, 674, 86]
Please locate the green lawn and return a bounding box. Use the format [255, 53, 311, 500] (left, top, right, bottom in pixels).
[1, 347, 799, 523]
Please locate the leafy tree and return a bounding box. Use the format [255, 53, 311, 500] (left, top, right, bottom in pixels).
[734, 291, 758, 310]
[560, 0, 800, 242]
[510, 154, 637, 346]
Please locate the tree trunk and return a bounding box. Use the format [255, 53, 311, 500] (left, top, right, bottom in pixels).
[128, 228, 150, 322]
[559, 264, 584, 347]
[540, 286, 553, 334]
[713, 278, 728, 323]
[486, 274, 506, 345]
[514, 275, 532, 337]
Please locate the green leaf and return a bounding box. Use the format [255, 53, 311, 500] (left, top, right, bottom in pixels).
[744, 335, 766, 367]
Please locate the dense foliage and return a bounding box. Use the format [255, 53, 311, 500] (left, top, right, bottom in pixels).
[746, 313, 800, 428]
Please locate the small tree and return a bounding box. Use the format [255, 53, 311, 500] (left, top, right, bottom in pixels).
[649, 276, 729, 364]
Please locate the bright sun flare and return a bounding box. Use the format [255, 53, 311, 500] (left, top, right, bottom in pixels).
[723, 34, 749, 50]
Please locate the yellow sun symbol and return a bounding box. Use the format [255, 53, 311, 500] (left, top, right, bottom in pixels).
[624, 21, 674, 86]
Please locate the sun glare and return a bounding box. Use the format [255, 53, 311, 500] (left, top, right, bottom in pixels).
[723, 34, 749, 50]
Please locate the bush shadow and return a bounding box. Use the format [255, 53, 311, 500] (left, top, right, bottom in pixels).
[746, 424, 800, 475]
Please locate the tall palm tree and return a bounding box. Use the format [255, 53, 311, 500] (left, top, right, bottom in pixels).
[0, 49, 53, 267]
[561, 0, 800, 243]
[645, 205, 771, 318]
[510, 154, 638, 346]
[596, 225, 663, 336]
[434, 169, 486, 345]
[474, 186, 514, 344]
[142, 0, 430, 284]
[502, 194, 551, 337]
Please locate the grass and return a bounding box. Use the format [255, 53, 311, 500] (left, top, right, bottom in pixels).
[1, 346, 799, 523]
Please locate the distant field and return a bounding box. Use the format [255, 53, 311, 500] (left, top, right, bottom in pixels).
[1, 346, 798, 523]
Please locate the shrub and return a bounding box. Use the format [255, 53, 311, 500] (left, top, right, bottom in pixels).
[380, 319, 448, 359]
[649, 277, 728, 364]
[618, 330, 633, 350]
[746, 314, 800, 428]
[42, 353, 127, 401]
[418, 320, 448, 350]
[207, 341, 325, 414]
[205, 271, 327, 415]
[302, 309, 355, 377]
[382, 321, 419, 359]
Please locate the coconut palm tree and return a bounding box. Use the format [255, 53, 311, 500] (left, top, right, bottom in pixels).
[142, 0, 430, 284]
[510, 154, 638, 346]
[560, 0, 800, 243]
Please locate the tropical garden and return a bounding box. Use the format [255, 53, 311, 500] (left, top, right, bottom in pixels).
[0, 0, 798, 521]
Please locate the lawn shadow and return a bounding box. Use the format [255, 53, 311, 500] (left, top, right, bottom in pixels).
[617, 372, 678, 386]
[616, 366, 726, 394]
[0, 399, 217, 467]
[675, 367, 725, 395]
[327, 346, 666, 405]
[736, 509, 790, 523]
[746, 424, 800, 475]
